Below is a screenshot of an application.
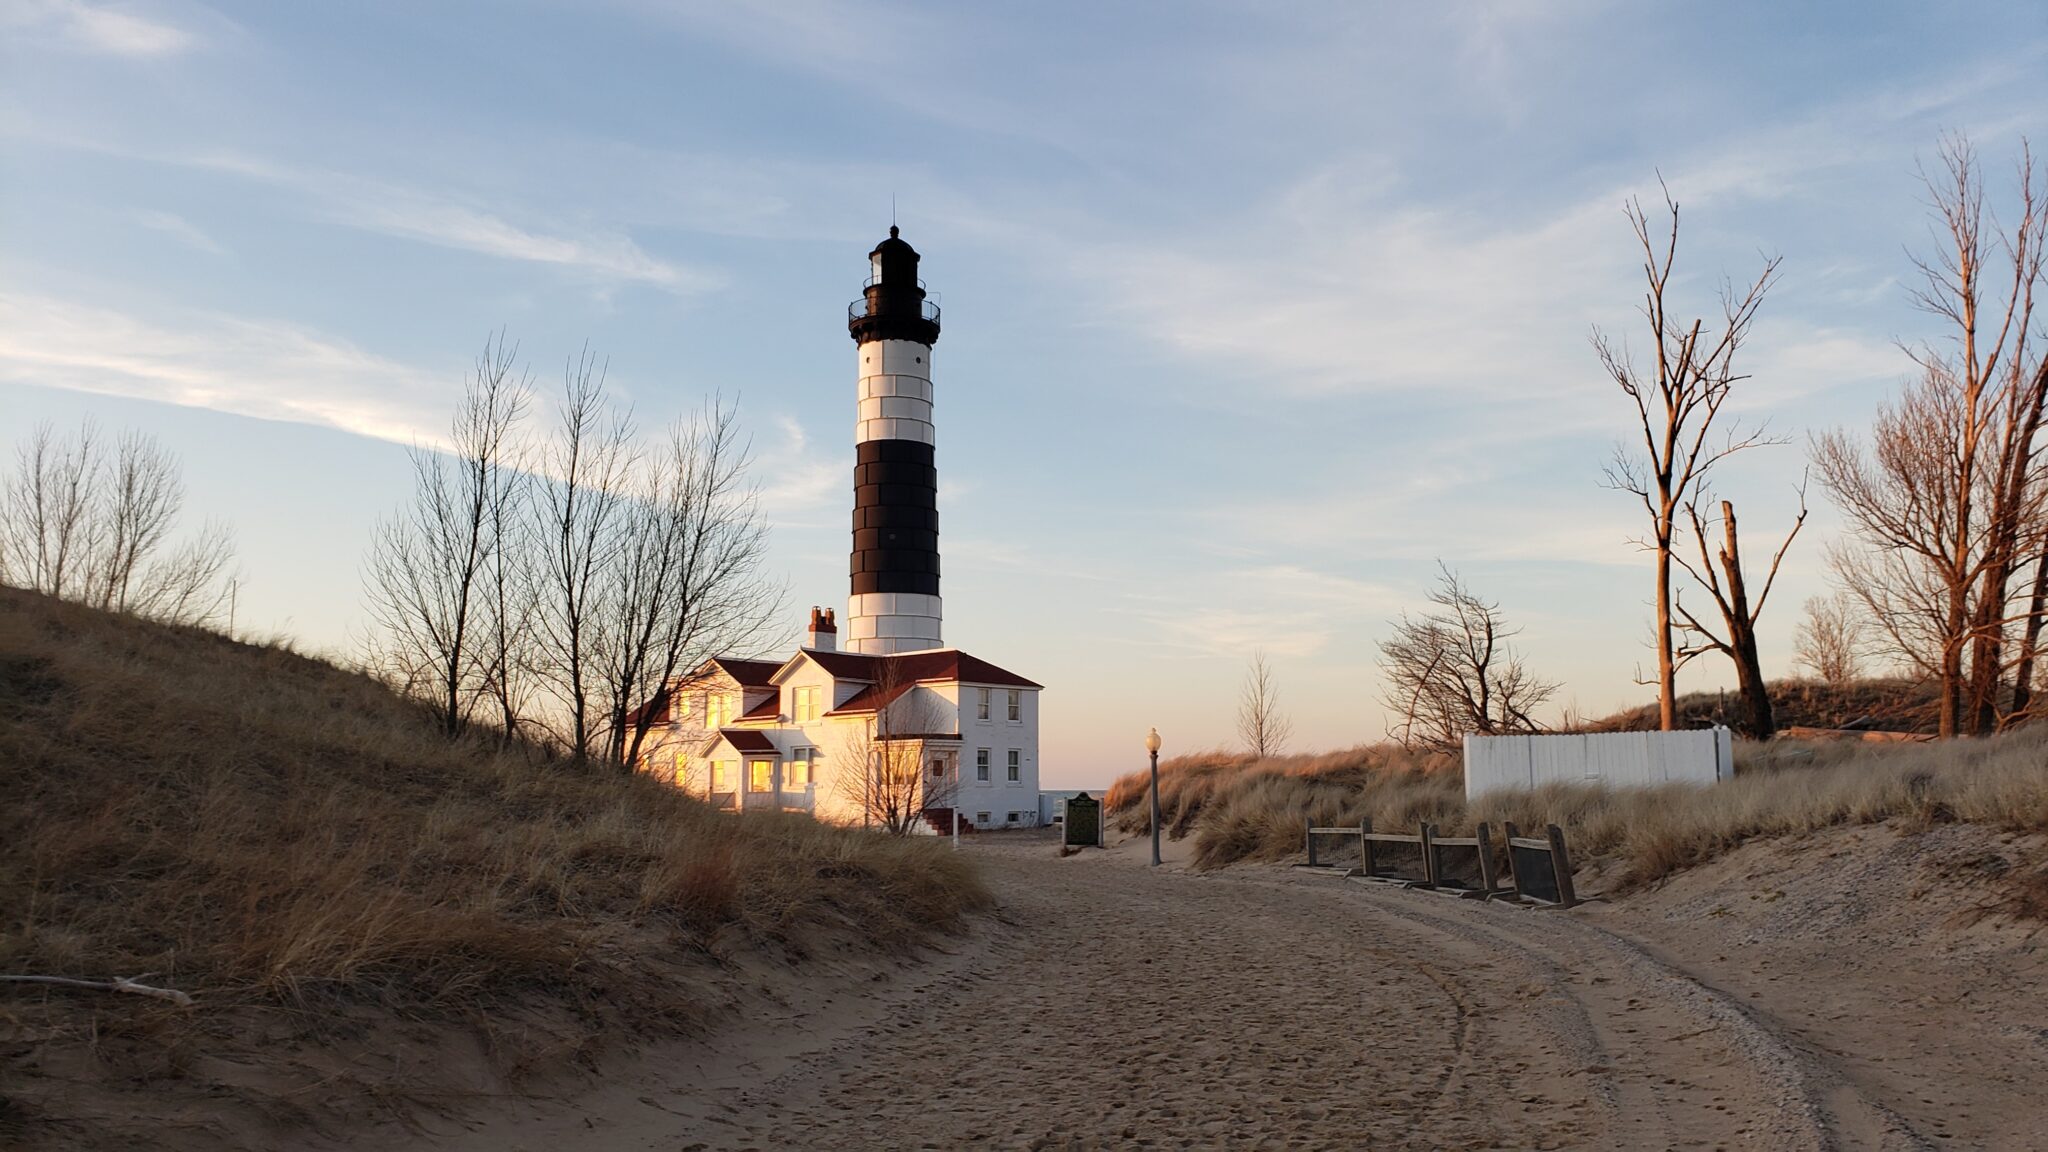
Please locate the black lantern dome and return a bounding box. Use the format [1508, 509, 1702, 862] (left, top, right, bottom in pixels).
[848, 226, 941, 345]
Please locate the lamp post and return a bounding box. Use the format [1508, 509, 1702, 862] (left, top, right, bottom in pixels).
[1145, 726, 1163, 867]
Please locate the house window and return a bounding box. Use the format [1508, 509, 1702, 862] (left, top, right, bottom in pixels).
[976, 749, 990, 781]
[976, 811, 991, 825]
[1007, 690, 1021, 722]
[1006, 811, 1020, 823]
[710, 760, 732, 792]
[1007, 750, 1021, 782]
[705, 692, 730, 729]
[977, 687, 991, 721]
[670, 748, 687, 785]
[788, 748, 813, 789]
[929, 758, 945, 779]
[749, 759, 774, 793]
[792, 686, 819, 723]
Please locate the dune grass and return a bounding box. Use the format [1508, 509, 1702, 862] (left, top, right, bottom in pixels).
[1106, 733, 2048, 888]
[0, 586, 988, 1042]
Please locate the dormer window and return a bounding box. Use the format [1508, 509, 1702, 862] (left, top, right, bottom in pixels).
[792, 685, 819, 723]
[705, 692, 730, 729]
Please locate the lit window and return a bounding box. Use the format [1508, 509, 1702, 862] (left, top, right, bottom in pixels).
[1007, 691, 1021, 722]
[976, 749, 990, 781]
[710, 760, 732, 792]
[749, 759, 774, 793]
[705, 692, 730, 729]
[792, 686, 819, 723]
[977, 687, 991, 721]
[1007, 750, 1021, 782]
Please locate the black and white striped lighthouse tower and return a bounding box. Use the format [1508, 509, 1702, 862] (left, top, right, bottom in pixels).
[845, 226, 943, 654]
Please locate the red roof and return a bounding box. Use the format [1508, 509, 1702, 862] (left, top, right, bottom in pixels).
[712, 728, 778, 754]
[712, 658, 784, 687]
[799, 648, 1042, 691]
[622, 687, 672, 728]
[825, 678, 916, 717]
[625, 657, 783, 727]
[737, 694, 779, 722]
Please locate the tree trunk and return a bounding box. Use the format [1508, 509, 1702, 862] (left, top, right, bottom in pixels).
[1656, 522, 1677, 730]
[2009, 546, 2048, 724]
[1715, 501, 1776, 738]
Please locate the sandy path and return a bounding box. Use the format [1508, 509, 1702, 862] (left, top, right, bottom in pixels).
[446, 831, 1917, 1152]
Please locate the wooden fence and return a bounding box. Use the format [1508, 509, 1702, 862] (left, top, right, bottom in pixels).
[1299, 819, 1577, 908]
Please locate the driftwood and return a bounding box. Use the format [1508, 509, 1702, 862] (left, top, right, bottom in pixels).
[1, 973, 195, 1006]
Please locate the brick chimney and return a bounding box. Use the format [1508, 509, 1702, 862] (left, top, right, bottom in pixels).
[807, 606, 838, 652]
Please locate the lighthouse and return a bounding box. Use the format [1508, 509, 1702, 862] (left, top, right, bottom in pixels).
[845, 226, 943, 654]
[627, 228, 1045, 830]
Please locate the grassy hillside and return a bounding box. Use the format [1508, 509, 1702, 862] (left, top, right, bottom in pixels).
[1584, 677, 1941, 733]
[1105, 736, 2048, 901]
[0, 587, 987, 1146]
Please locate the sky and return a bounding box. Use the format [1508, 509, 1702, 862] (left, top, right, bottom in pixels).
[3, 1, 2047, 786]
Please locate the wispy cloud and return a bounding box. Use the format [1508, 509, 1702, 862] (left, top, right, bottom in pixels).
[1, 0, 198, 57]
[190, 152, 715, 293]
[0, 292, 452, 444]
[133, 208, 223, 254]
[755, 414, 846, 526]
[0, 122, 717, 293]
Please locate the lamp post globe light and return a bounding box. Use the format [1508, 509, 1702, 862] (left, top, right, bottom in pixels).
[1145, 726, 1163, 867]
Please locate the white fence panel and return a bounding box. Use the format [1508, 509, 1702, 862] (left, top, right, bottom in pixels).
[1462, 728, 1732, 800]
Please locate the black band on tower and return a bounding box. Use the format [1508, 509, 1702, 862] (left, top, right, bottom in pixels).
[849, 438, 939, 596]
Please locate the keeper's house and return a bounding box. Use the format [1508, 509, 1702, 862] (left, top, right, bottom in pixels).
[632, 610, 1042, 830]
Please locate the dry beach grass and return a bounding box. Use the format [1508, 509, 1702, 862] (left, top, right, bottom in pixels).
[0, 587, 987, 1146]
[1106, 730, 2048, 895]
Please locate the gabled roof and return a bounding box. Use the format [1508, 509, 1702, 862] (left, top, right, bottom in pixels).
[623, 687, 672, 728]
[782, 647, 1042, 691]
[736, 694, 779, 723]
[824, 678, 917, 717]
[709, 657, 784, 687]
[624, 656, 783, 727]
[705, 728, 777, 754]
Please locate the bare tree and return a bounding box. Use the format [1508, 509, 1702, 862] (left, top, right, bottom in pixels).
[1793, 591, 1871, 687]
[363, 337, 530, 738]
[1670, 491, 1807, 736]
[600, 399, 783, 771]
[530, 349, 636, 760]
[837, 659, 957, 835]
[1235, 650, 1293, 759]
[1379, 565, 1557, 750]
[1812, 136, 2044, 735]
[1596, 183, 1782, 730]
[1, 420, 234, 625]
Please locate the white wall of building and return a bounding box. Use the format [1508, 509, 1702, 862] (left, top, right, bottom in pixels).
[637, 656, 1042, 830]
[1462, 728, 1734, 800]
[954, 682, 1041, 828]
